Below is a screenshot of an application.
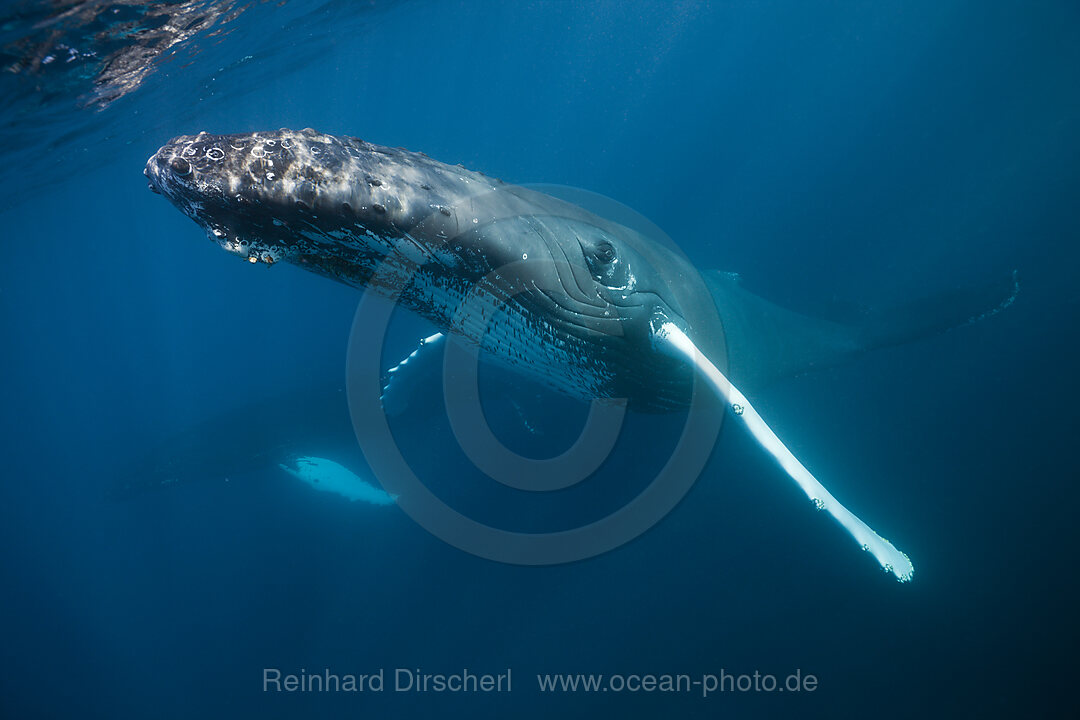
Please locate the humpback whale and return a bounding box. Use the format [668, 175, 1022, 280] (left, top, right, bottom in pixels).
[145, 128, 1019, 582]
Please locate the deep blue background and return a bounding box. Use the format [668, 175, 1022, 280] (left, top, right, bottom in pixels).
[1, 1, 1078, 717]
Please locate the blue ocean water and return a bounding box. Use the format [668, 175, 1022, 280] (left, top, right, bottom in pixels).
[1, 1, 1078, 717]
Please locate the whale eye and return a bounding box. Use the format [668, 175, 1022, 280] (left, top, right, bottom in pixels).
[170, 157, 192, 177]
[580, 236, 633, 290]
[595, 242, 616, 264]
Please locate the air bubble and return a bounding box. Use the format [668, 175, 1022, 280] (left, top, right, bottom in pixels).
[522, 253, 528, 260]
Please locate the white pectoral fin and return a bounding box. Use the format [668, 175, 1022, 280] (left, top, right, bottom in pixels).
[381, 332, 445, 415]
[655, 322, 914, 582]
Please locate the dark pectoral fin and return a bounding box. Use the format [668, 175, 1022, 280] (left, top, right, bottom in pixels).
[702, 269, 1020, 392]
[703, 271, 863, 392]
[858, 270, 1020, 352]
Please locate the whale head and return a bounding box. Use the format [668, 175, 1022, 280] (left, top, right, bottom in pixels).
[147, 128, 718, 406]
[144, 128, 381, 266]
